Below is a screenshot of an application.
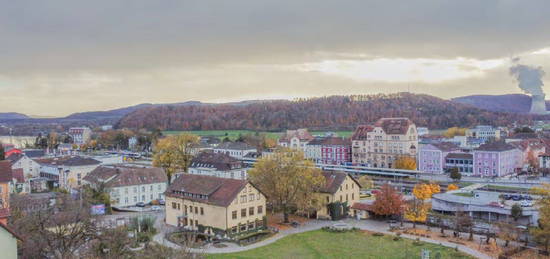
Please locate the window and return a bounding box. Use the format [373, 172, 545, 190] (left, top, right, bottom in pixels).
[142, 186, 145, 192]
[158, 184, 161, 191]
[249, 207, 254, 216]
[200, 207, 204, 215]
[240, 224, 247, 232]
[249, 194, 254, 201]
[177, 203, 180, 210]
[150, 185, 153, 191]
[326, 196, 329, 203]
[189, 206, 193, 213]
[125, 188, 128, 194]
[340, 195, 342, 202]
[257, 194, 260, 200]
[172, 203, 177, 209]
[258, 206, 263, 214]
[133, 196, 137, 202]
[346, 194, 348, 201]
[241, 208, 247, 217]
[150, 194, 153, 200]
[134, 187, 137, 193]
[241, 195, 247, 203]
[248, 222, 255, 230]
[232, 211, 237, 219]
[195, 207, 198, 214]
[142, 195, 145, 201]
[232, 226, 237, 233]
[195, 220, 198, 226]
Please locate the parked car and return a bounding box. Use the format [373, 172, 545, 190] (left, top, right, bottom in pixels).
[511, 195, 522, 201]
[522, 195, 533, 200]
[158, 199, 166, 205]
[136, 202, 146, 207]
[151, 206, 161, 211]
[503, 194, 512, 200]
[488, 202, 505, 208]
[520, 200, 533, 207]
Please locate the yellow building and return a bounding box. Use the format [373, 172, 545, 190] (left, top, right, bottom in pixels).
[165, 174, 267, 237]
[315, 171, 361, 220]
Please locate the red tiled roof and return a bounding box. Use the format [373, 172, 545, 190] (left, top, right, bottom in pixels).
[190, 152, 242, 171]
[375, 118, 414, 135]
[0, 161, 12, 183]
[352, 125, 374, 140]
[165, 174, 248, 207]
[351, 202, 371, 211]
[321, 137, 351, 146]
[83, 165, 167, 188]
[320, 171, 361, 194]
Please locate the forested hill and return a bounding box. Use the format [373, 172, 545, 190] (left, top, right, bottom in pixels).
[116, 93, 541, 131]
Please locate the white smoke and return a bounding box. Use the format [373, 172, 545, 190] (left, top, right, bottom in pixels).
[509, 63, 545, 96]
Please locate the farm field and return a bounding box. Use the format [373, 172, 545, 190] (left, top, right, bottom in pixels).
[163, 130, 353, 140]
[208, 230, 474, 259]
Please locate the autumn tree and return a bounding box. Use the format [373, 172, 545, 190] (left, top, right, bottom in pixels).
[394, 156, 417, 170]
[405, 183, 440, 228]
[447, 184, 459, 192]
[248, 148, 325, 223]
[450, 167, 462, 182]
[527, 150, 540, 170]
[496, 222, 518, 248]
[357, 175, 374, 190]
[370, 184, 405, 217]
[153, 134, 200, 183]
[531, 184, 550, 252]
[443, 127, 467, 138]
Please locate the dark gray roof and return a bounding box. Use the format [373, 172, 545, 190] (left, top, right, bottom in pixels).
[83, 165, 167, 188]
[431, 142, 460, 152]
[35, 156, 101, 167]
[22, 149, 46, 158]
[190, 152, 243, 171]
[446, 153, 473, 159]
[476, 142, 517, 152]
[215, 141, 256, 150]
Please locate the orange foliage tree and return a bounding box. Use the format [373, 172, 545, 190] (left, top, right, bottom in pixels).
[394, 156, 417, 170]
[370, 184, 405, 217]
[447, 184, 459, 192]
[405, 183, 441, 228]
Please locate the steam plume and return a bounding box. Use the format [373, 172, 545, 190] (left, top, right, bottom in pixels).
[509, 63, 545, 96]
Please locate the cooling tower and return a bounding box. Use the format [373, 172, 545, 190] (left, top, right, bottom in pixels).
[530, 94, 548, 114]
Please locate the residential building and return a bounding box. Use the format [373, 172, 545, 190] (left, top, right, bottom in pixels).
[213, 142, 257, 160]
[36, 156, 101, 190]
[6, 153, 41, 178]
[278, 128, 315, 152]
[473, 142, 522, 177]
[68, 127, 92, 144]
[0, 223, 21, 259]
[418, 142, 460, 174]
[466, 125, 501, 142]
[83, 165, 168, 207]
[304, 138, 324, 163]
[188, 151, 248, 180]
[509, 139, 546, 169]
[320, 137, 352, 165]
[352, 118, 418, 168]
[165, 174, 267, 237]
[0, 161, 12, 225]
[541, 153, 550, 169]
[315, 171, 361, 220]
[445, 153, 474, 175]
[432, 190, 538, 226]
[417, 127, 430, 136]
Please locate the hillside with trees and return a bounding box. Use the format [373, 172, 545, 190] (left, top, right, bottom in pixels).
[117, 93, 540, 131]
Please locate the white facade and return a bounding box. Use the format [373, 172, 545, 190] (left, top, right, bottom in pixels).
[466, 125, 501, 142]
[110, 182, 167, 207]
[10, 155, 41, 178]
[188, 167, 248, 180]
[212, 147, 256, 159]
[304, 143, 322, 163]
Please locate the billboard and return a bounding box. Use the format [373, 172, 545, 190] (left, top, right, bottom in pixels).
[91, 204, 106, 215]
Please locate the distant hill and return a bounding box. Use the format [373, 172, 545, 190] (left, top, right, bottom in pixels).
[0, 112, 29, 120]
[116, 93, 542, 131]
[452, 94, 550, 113]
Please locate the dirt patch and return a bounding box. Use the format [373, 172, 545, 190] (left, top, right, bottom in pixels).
[266, 212, 311, 231]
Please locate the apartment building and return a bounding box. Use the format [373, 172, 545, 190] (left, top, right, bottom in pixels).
[165, 174, 266, 236]
[418, 142, 460, 174]
[68, 127, 92, 145]
[315, 171, 361, 220]
[188, 151, 248, 180]
[278, 128, 315, 152]
[473, 142, 522, 177]
[36, 156, 101, 190]
[213, 142, 257, 160]
[352, 118, 418, 168]
[466, 125, 501, 142]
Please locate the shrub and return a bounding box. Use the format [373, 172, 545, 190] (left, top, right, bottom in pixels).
[372, 232, 384, 237]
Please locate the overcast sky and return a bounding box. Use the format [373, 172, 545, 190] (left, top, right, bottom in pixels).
[1, 0, 550, 116]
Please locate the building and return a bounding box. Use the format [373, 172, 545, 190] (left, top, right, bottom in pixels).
[278, 129, 315, 152]
[36, 156, 101, 190]
[213, 142, 257, 160]
[6, 153, 41, 178]
[432, 190, 539, 226]
[314, 171, 361, 220]
[304, 138, 324, 163]
[0, 161, 12, 225]
[188, 152, 248, 180]
[418, 142, 460, 174]
[83, 165, 167, 207]
[473, 142, 522, 177]
[445, 153, 474, 175]
[509, 139, 547, 169]
[466, 125, 501, 142]
[417, 127, 430, 136]
[68, 127, 92, 145]
[540, 153, 550, 169]
[352, 118, 418, 168]
[0, 223, 21, 259]
[320, 137, 352, 165]
[165, 174, 267, 237]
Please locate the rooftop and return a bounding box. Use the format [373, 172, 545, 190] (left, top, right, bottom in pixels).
[83, 165, 167, 188]
[190, 151, 242, 171]
[475, 141, 517, 152]
[214, 141, 256, 150]
[35, 156, 101, 167]
[374, 117, 414, 135]
[166, 174, 249, 207]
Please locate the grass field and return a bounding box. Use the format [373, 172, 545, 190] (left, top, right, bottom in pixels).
[208, 230, 474, 259]
[163, 130, 353, 140]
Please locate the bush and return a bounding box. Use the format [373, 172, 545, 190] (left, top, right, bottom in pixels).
[372, 232, 384, 237]
[137, 232, 151, 243]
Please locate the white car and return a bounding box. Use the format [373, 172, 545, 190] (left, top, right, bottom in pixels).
[151, 206, 161, 211]
[520, 201, 533, 207]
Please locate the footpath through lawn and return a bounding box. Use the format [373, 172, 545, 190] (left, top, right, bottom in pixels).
[208, 229, 474, 259]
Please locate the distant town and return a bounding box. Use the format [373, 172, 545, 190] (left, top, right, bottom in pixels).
[2, 116, 550, 258]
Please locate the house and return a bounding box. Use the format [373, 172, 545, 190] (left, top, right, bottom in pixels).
[188, 152, 248, 180]
[445, 153, 474, 175]
[352, 118, 418, 168]
[304, 138, 324, 163]
[68, 127, 92, 145]
[466, 125, 501, 142]
[0, 223, 22, 259]
[213, 142, 257, 160]
[6, 153, 41, 178]
[418, 142, 461, 174]
[278, 129, 315, 152]
[320, 137, 352, 165]
[473, 142, 522, 177]
[314, 171, 361, 220]
[83, 165, 167, 208]
[509, 139, 547, 169]
[0, 161, 12, 225]
[165, 174, 267, 237]
[417, 127, 430, 136]
[36, 156, 101, 190]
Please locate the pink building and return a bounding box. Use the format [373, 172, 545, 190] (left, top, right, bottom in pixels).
[473, 142, 522, 177]
[418, 142, 460, 174]
[320, 137, 351, 165]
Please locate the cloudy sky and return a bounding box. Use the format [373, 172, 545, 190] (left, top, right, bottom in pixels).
[1, 0, 550, 116]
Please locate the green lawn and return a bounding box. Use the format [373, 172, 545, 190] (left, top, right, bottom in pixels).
[208, 230, 474, 259]
[163, 130, 353, 140]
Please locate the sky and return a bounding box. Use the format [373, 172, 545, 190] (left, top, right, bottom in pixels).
[1, 0, 550, 117]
